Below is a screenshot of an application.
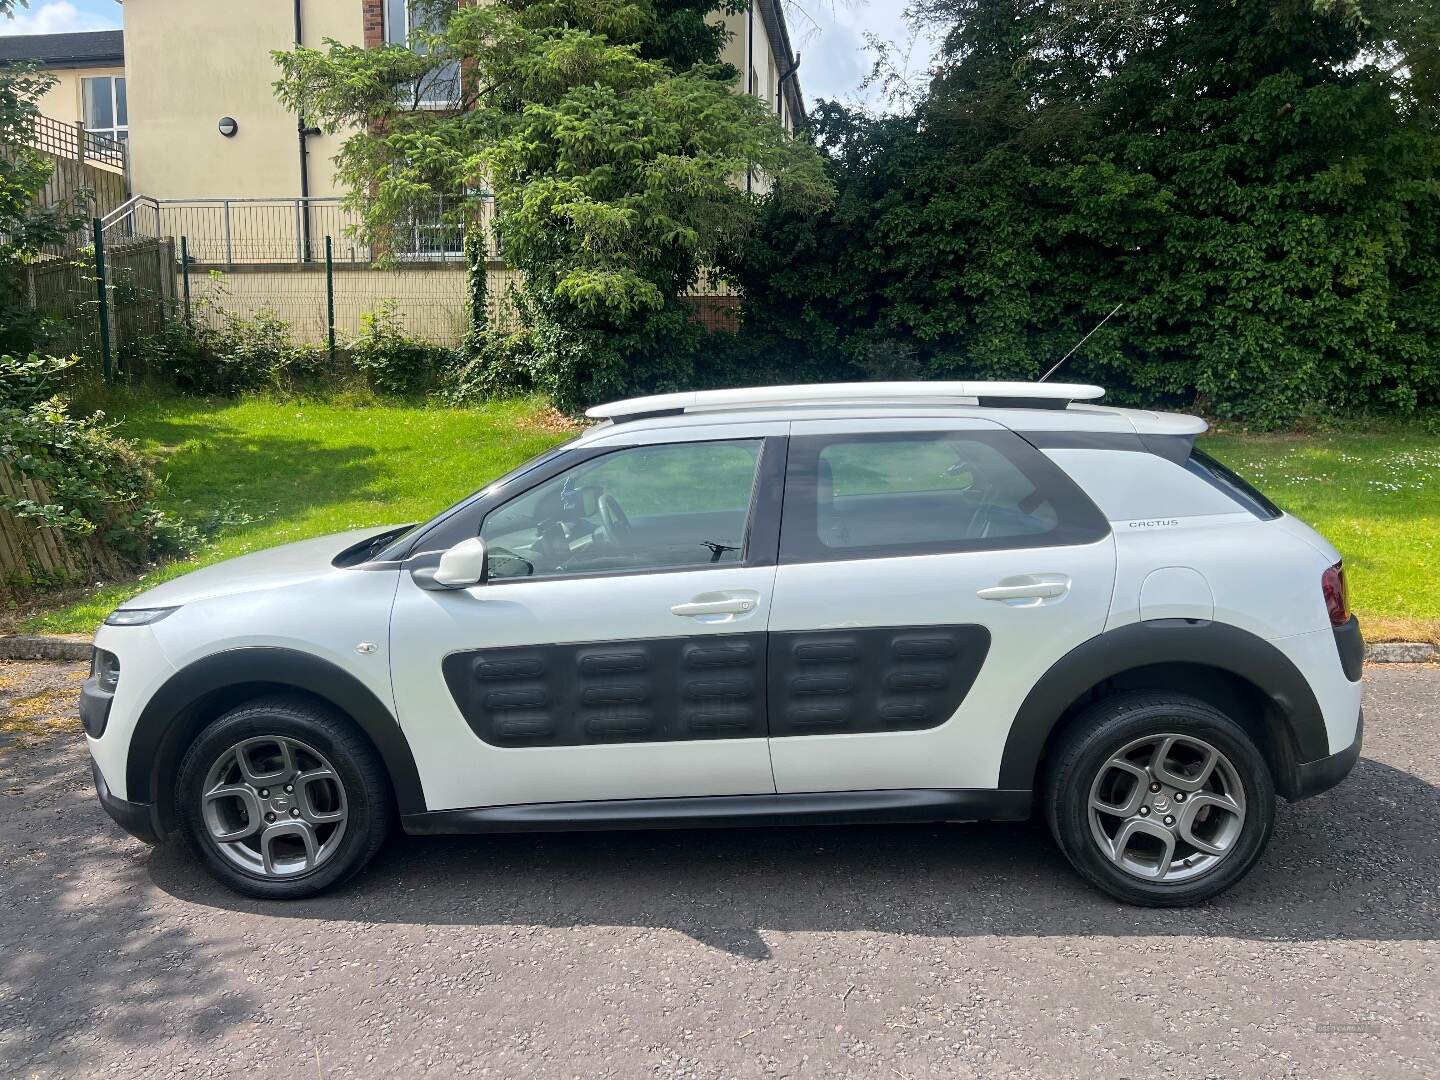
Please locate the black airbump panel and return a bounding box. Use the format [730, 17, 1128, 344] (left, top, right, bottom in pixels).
[768, 626, 991, 737]
[444, 625, 990, 747]
[443, 633, 767, 747]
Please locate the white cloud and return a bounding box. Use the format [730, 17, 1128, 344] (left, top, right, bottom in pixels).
[3, 1, 109, 35]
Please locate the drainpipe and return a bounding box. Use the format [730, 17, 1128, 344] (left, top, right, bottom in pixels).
[745, 1, 754, 193]
[777, 54, 800, 128]
[294, 0, 318, 261]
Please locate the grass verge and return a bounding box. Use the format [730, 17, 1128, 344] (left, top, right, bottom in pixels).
[11, 392, 575, 634]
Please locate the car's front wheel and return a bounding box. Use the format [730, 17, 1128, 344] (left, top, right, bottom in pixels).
[1045, 692, 1275, 906]
[175, 696, 393, 899]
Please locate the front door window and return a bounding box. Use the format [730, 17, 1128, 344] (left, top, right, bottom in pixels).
[480, 439, 764, 580]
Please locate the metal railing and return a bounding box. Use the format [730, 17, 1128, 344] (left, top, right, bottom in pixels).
[23, 112, 126, 171]
[102, 194, 495, 266]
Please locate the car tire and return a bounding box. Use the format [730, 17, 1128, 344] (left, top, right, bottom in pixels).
[175, 696, 393, 900]
[1044, 691, 1275, 907]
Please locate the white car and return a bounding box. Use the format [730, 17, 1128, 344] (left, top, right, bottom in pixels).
[82, 382, 1364, 905]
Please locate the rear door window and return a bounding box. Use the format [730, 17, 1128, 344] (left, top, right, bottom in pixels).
[781, 430, 1109, 563]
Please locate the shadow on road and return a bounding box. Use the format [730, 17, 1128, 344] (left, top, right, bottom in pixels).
[149, 756, 1440, 960]
[0, 735, 255, 1074]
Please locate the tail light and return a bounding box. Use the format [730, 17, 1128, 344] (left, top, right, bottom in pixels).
[1321, 561, 1349, 627]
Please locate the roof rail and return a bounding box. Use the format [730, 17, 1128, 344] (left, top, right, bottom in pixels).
[586, 382, 1105, 422]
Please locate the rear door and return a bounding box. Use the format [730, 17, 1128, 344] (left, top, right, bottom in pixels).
[767, 417, 1116, 794]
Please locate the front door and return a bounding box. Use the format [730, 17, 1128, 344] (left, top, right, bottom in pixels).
[389, 426, 786, 812]
[766, 418, 1117, 794]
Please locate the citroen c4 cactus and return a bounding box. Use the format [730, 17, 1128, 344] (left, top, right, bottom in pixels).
[81, 382, 1364, 905]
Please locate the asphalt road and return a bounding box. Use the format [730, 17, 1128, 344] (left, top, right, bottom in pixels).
[1, 660, 1437, 1079]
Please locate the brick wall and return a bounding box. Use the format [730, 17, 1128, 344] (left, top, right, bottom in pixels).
[362, 0, 384, 47]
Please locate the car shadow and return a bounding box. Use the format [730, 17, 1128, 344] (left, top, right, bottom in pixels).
[149, 756, 1440, 960]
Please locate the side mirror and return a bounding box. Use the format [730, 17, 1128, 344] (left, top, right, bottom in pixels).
[435, 536, 490, 588]
[412, 537, 490, 591]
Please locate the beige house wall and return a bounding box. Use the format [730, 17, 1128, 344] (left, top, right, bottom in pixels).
[181, 261, 723, 346]
[123, 0, 361, 201]
[717, 8, 782, 128]
[33, 63, 125, 127]
[185, 264, 525, 347]
[120, 1, 796, 203]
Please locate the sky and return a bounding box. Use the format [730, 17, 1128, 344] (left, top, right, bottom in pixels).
[1, 0, 938, 110]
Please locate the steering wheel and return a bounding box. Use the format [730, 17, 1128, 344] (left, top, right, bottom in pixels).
[597, 493, 635, 547]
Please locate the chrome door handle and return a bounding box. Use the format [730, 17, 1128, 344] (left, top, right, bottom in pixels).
[671, 598, 756, 617]
[977, 581, 1068, 601]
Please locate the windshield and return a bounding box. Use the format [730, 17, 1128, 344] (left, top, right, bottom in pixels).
[373, 436, 584, 562]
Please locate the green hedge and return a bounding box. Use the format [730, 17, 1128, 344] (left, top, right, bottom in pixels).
[725, 0, 1440, 427]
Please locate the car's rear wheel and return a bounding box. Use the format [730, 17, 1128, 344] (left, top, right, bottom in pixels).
[1044, 692, 1275, 906]
[175, 696, 393, 899]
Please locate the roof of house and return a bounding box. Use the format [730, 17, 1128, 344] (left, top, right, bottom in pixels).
[0, 29, 124, 68]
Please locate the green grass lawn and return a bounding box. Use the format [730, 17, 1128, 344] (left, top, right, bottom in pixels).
[19, 393, 573, 634]
[13, 394, 1438, 642]
[1201, 431, 1439, 644]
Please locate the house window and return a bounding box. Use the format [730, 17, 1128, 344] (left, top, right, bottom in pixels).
[385, 0, 461, 108]
[396, 195, 466, 260]
[81, 76, 127, 142]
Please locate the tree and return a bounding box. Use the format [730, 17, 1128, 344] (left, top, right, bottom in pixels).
[731, 0, 1440, 425]
[1, 0, 88, 355]
[275, 0, 832, 409]
[1, 1, 188, 586]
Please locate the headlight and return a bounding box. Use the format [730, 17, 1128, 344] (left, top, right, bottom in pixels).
[103, 607, 178, 627]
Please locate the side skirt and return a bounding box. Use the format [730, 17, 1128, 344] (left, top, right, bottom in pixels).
[401, 788, 1035, 836]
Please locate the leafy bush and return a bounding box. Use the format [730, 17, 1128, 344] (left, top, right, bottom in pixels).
[349, 302, 458, 396]
[131, 308, 338, 396]
[443, 327, 537, 403]
[523, 292, 706, 413]
[0, 352, 78, 409]
[727, 0, 1440, 428]
[1, 357, 193, 586]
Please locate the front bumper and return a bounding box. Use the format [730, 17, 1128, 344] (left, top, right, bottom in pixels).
[91, 759, 161, 845]
[1291, 709, 1363, 801]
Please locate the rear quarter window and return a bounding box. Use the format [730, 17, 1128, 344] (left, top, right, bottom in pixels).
[1038, 448, 1253, 523]
[1185, 449, 1283, 520]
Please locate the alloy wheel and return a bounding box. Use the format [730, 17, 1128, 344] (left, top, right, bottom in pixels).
[200, 735, 349, 878]
[1086, 732, 1247, 883]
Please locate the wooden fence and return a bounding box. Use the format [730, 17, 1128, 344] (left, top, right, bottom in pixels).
[27, 236, 175, 364]
[34, 152, 128, 237]
[0, 461, 127, 594]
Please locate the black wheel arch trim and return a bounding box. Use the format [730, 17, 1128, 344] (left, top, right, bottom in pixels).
[998, 620, 1332, 797]
[127, 646, 426, 818]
